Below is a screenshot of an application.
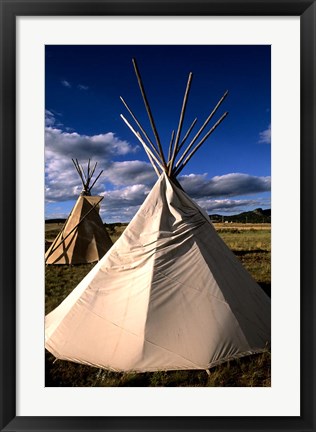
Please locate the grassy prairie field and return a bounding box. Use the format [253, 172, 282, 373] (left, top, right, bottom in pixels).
[45, 222, 271, 387]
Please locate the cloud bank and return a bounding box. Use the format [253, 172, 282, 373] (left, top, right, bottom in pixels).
[61, 80, 71, 88]
[179, 173, 270, 198]
[45, 111, 271, 222]
[258, 124, 271, 144]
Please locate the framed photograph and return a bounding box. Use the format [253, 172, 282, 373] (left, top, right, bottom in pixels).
[1, 1, 315, 431]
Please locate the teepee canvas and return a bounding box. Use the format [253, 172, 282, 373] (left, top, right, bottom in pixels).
[45, 59, 270, 371]
[45, 159, 113, 265]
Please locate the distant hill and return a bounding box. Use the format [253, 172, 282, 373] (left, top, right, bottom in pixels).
[45, 209, 271, 226]
[105, 222, 129, 228]
[209, 208, 271, 224]
[45, 218, 66, 224]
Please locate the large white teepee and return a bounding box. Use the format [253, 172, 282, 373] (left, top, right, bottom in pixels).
[45, 159, 113, 265]
[45, 59, 270, 371]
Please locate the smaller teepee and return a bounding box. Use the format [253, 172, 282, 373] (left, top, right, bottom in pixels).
[45, 159, 113, 265]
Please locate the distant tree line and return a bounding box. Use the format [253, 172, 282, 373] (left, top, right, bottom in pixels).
[209, 208, 271, 224]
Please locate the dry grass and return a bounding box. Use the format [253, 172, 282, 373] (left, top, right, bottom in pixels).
[45, 349, 270, 387]
[213, 222, 271, 231]
[45, 222, 271, 387]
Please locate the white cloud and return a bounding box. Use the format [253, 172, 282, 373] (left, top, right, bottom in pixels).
[178, 172, 271, 198]
[61, 80, 71, 88]
[101, 184, 150, 207]
[258, 124, 271, 144]
[45, 110, 55, 127]
[45, 111, 139, 203]
[45, 127, 136, 160]
[195, 198, 269, 214]
[45, 109, 63, 128]
[99, 184, 150, 223]
[45, 111, 271, 222]
[61, 81, 89, 90]
[103, 161, 156, 187]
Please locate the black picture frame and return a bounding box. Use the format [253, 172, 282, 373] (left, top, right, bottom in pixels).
[0, 1, 315, 431]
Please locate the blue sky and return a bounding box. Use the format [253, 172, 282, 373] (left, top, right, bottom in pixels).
[45, 45, 271, 223]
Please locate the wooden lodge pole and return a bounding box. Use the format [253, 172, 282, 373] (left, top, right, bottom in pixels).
[168, 72, 193, 176]
[174, 111, 228, 176]
[176, 117, 197, 154]
[89, 169, 104, 193]
[120, 114, 164, 173]
[167, 130, 175, 166]
[132, 58, 167, 170]
[120, 96, 161, 160]
[174, 90, 228, 171]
